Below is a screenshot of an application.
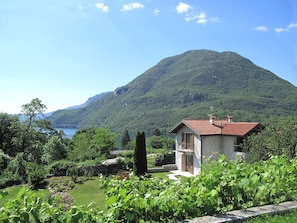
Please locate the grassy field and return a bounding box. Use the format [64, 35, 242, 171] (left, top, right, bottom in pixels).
[69, 177, 106, 211]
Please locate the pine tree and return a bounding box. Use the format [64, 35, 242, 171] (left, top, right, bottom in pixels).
[133, 131, 147, 176]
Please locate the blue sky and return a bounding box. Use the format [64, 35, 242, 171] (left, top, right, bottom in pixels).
[0, 0, 296, 114]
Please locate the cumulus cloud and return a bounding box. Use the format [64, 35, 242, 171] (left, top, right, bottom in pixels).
[254, 26, 268, 32]
[121, 3, 144, 11]
[95, 2, 109, 13]
[275, 22, 297, 32]
[176, 2, 191, 13]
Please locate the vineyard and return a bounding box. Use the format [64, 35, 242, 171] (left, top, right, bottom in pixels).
[1, 155, 297, 222]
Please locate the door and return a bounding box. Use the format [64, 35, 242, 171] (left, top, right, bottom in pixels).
[183, 154, 194, 174]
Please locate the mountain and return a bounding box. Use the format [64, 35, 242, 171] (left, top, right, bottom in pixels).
[47, 49, 297, 134]
[63, 92, 109, 110]
[44, 92, 109, 117]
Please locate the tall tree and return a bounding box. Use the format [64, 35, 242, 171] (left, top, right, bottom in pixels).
[133, 131, 147, 176]
[68, 127, 116, 162]
[20, 98, 53, 163]
[121, 128, 131, 150]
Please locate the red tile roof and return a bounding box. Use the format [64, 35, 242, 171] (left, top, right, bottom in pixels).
[170, 119, 261, 136]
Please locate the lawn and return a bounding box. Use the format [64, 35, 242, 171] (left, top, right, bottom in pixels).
[0, 185, 24, 207]
[69, 177, 106, 211]
[150, 171, 171, 179]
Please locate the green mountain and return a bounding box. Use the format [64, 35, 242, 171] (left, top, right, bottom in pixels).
[47, 49, 297, 133]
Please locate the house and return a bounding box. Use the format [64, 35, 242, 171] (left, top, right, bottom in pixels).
[169, 115, 263, 175]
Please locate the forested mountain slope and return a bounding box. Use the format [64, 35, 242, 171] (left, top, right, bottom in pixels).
[47, 50, 297, 133]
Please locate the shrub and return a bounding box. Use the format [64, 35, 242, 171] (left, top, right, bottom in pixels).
[26, 162, 48, 189]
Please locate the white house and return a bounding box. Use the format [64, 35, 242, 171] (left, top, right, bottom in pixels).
[169, 116, 263, 175]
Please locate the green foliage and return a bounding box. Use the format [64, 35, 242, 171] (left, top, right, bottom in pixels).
[121, 128, 130, 150]
[26, 162, 48, 189]
[47, 50, 297, 133]
[147, 135, 175, 150]
[133, 131, 147, 175]
[0, 188, 104, 222]
[154, 152, 175, 166]
[243, 116, 297, 161]
[48, 160, 77, 176]
[68, 128, 116, 162]
[42, 135, 68, 164]
[103, 155, 297, 222]
[0, 113, 21, 157]
[1, 156, 297, 222]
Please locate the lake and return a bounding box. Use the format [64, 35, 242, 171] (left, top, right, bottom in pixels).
[55, 128, 78, 138]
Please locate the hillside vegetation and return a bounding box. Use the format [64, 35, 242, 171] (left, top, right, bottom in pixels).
[47, 49, 297, 133]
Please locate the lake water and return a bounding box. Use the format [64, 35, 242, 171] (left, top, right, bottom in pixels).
[55, 128, 78, 138]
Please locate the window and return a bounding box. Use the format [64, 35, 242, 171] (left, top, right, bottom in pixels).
[234, 137, 244, 152]
[182, 133, 194, 151]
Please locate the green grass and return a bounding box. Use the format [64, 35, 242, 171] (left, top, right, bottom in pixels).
[69, 178, 106, 211]
[150, 171, 170, 179]
[0, 185, 24, 207]
[246, 210, 297, 223]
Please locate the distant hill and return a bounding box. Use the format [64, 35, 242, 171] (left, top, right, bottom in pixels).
[47, 49, 297, 134]
[44, 92, 109, 117]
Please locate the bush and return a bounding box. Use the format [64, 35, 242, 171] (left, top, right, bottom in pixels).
[48, 160, 77, 176]
[103, 155, 297, 222]
[154, 152, 175, 166]
[26, 162, 48, 189]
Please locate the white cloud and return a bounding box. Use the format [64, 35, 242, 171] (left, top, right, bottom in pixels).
[275, 22, 297, 32]
[184, 12, 217, 25]
[95, 3, 109, 13]
[177, 3, 218, 25]
[196, 12, 207, 24]
[288, 23, 297, 29]
[176, 2, 191, 13]
[121, 3, 144, 11]
[254, 26, 268, 32]
[154, 9, 160, 15]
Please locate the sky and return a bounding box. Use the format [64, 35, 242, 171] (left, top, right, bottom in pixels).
[0, 0, 297, 114]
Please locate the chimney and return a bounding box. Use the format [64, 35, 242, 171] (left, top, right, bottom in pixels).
[209, 115, 216, 125]
[227, 115, 233, 123]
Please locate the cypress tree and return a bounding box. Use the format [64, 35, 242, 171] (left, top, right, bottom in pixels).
[133, 131, 147, 176]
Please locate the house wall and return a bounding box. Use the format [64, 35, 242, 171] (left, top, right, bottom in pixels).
[175, 129, 246, 176]
[201, 135, 222, 161]
[222, 136, 245, 160]
[175, 126, 188, 172]
[193, 134, 202, 175]
[175, 126, 202, 175]
[201, 136, 245, 162]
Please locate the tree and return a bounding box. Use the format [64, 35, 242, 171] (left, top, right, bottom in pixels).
[42, 134, 68, 164]
[121, 129, 131, 150]
[20, 98, 51, 163]
[133, 131, 147, 176]
[0, 113, 21, 157]
[152, 128, 161, 136]
[68, 128, 116, 162]
[243, 116, 297, 161]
